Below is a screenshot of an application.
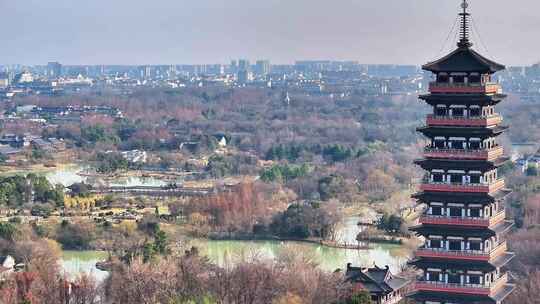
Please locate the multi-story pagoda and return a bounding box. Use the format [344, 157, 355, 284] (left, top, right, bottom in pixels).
[408, 1, 515, 304]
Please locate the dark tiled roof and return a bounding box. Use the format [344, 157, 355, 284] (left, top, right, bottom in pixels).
[345, 264, 409, 295]
[423, 47, 505, 73]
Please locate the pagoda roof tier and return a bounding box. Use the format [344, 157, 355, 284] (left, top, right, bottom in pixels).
[413, 189, 511, 205]
[408, 252, 514, 272]
[417, 125, 508, 139]
[408, 287, 514, 304]
[410, 220, 514, 238]
[419, 93, 506, 106]
[423, 47, 505, 74]
[415, 157, 510, 171]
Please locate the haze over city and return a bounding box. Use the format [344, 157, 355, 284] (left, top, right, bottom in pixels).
[2, 0, 539, 65]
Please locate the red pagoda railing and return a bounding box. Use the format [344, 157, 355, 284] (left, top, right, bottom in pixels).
[423, 146, 503, 161]
[415, 273, 508, 296]
[415, 242, 507, 262]
[419, 215, 488, 227]
[426, 114, 502, 127]
[419, 211, 506, 228]
[429, 82, 500, 94]
[419, 179, 504, 194]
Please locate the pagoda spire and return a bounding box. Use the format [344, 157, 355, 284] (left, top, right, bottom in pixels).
[457, 0, 473, 48]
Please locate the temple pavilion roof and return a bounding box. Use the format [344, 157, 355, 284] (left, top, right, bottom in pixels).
[423, 47, 505, 74]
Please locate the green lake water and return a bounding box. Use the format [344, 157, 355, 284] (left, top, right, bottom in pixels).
[61, 250, 109, 282]
[61, 234, 411, 280]
[191, 239, 410, 273]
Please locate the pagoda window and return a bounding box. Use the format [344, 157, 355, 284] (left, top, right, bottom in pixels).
[430, 239, 443, 248]
[435, 106, 447, 116]
[427, 271, 441, 282]
[449, 140, 465, 150]
[468, 275, 481, 285]
[469, 139, 481, 150]
[448, 172, 464, 184]
[448, 240, 462, 251]
[470, 208, 481, 218]
[432, 173, 444, 183]
[469, 107, 481, 117]
[449, 207, 462, 217]
[469, 241, 482, 251]
[452, 74, 466, 84]
[434, 138, 446, 149]
[470, 175, 481, 184]
[431, 205, 443, 216]
[448, 273, 461, 284]
[451, 107, 464, 117]
[469, 73, 481, 84]
[437, 73, 449, 83]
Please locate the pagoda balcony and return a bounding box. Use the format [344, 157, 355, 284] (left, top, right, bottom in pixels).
[418, 211, 506, 228]
[415, 273, 508, 296]
[423, 146, 503, 161]
[426, 114, 502, 127]
[415, 242, 508, 262]
[419, 179, 505, 194]
[429, 82, 501, 94]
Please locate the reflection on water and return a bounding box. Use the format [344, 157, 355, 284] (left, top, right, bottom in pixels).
[61, 240, 410, 281]
[335, 216, 364, 244]
[61, 250, 109, 282]
[192, 216, 411, 273]
[191, 239, 410, 273]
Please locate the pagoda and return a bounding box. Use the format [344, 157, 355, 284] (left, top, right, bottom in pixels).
[407, 1, 515, 303]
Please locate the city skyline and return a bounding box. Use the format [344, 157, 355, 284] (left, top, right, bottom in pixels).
[2, 0, 539, 66]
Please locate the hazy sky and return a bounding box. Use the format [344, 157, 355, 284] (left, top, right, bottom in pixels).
[1, 0, 538, 65]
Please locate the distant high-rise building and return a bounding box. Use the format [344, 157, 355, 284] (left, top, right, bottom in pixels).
[237, 70, 253, 85]
[237, 59, 252, 84]
[138, 66, 152, 79]
[47, 62, 62, 78]
[230, 60, 238, 74]
[255, 60, 271, 76]
[238, 59, 250, 72]
[167, 65, 177, 79]
[0, 72, 9, 88]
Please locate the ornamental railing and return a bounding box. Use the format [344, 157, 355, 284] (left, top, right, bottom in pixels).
[419, 179, 505, 193]
[416, 242, 507, 261]
[429, 82, 501, 94]
[415, 273, 508, 296]
[423, 146, 503, 160]
[419, 211, 506, 228]
[426, 114, 502, 127]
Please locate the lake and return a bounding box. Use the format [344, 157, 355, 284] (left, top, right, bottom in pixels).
[61, 239, 410, 281]
[61, 250, 109, 282]
[191, 239, 410, 273]
[60, 216, 412, 279]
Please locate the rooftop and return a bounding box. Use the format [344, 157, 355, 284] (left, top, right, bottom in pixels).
[345, 264, 409, 295]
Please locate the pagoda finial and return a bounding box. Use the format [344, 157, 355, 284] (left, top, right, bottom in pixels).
[457, 0, 473, 48]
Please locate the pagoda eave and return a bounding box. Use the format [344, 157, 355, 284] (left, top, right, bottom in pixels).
[409, 221, 513, 238]
[419, 93, 507, 106]
[417, 125, 508, 138]
[408, 254, 513, 272]
[412, 189, 511, 204]
[414, 157, 510, 171]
